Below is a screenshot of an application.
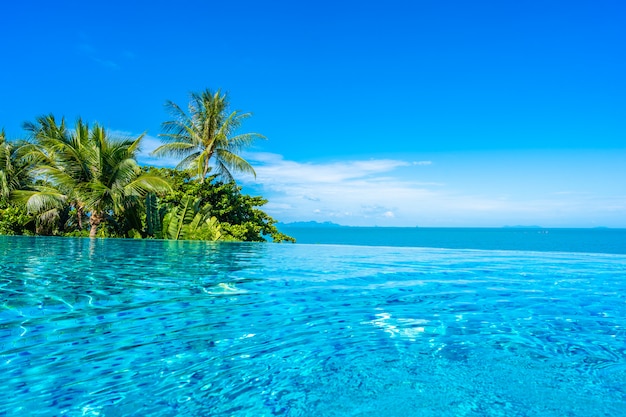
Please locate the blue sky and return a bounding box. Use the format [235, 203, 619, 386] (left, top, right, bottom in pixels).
[2, 0, 625, 227]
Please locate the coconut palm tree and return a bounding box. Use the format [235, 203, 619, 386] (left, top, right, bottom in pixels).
[0, 125, 64, 233]
[21, 116, 172, 237]
[81, 125, 172, 237]
[23, 115, 91, 230]
[152, 89, 264, 183]
[0, 129, 33, 204]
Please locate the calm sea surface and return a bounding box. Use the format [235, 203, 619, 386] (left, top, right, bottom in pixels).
[2, 235, 626, 416]
[280, 227, 626, 254]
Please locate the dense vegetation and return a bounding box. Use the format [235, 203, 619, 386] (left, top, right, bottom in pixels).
[0, 89, 294, 243]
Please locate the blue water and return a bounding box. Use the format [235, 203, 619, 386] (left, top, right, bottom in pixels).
[280, 227, 626, 254]
[2, 236, 626, 416]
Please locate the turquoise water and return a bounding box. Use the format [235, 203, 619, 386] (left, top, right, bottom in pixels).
[280, 227, 626, 254]
[2, 236, 626, 416]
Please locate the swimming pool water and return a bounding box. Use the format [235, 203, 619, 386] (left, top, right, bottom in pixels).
[1, 236, 626, 416]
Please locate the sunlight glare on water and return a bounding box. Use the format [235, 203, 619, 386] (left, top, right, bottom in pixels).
[1, 236, 626, 416]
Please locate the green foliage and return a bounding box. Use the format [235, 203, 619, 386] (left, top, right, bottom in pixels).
[162, 195, 221, 241]
[144, 167, 294, 243]
[63, 229, 90, 238]
[1, 92, 293, 243]
[23, 116, 172, 237]
[0, 203, 34, 235]
[145, 192, 164, 238]
[0, 130, 37, 207]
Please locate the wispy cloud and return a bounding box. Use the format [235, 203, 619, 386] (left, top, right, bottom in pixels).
[135, 134, 179, 168]
[107, 130, 178, 168]
[92, 57, 120, 70]
[76, 41, 125, 70]
[127, 143, 626, 227]
[238, 152, 626, 227]
[239, 152, 440, 225]
[246, 152, 412, 183]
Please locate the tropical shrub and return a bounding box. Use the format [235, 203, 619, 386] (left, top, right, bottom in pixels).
[143, 167, 294, 242]
[0, 89, 294, 243]
[0, 204, 34, 235]
[161, 195, 222, 241]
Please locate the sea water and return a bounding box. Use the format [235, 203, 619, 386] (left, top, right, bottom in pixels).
[1, 235, 626, 416]
[278, 227, 626, 254]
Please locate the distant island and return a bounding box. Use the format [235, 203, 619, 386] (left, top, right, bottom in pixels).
[278, 221, 348, 228]
[502, 225, 543, 229]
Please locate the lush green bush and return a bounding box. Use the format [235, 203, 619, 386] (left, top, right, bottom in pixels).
[0, 204, 34, 235]
[1, 102, 294, 243]
[0, 164, 294, 242]
[143, 167, 294, 242]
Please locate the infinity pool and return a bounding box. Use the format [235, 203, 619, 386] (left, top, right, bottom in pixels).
[1, 237, 626, 416]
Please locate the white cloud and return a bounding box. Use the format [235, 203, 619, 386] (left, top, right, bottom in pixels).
[136, 134, 179, 168]
[246, 153, 411, 184]
[93, 57, 120, 70]
[239, 152, 626, 227]
[123, 139, 626, 228]
[77, 43, 120, 70]
[239, 152, 442, 225]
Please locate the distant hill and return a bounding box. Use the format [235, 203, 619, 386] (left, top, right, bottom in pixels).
[278, 221, 347, 228]
[502, 225, 543, 229]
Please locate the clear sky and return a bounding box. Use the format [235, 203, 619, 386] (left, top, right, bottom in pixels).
[2, 0, 625, 227]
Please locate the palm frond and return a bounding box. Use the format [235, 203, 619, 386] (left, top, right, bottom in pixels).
[154, 89, 263, 183]
[151, 142, 197, 158]
[176, 151, 203, 172]
[214, 148, 257, 178]
[12, 187, 67, 214]
[211, 159, 235, 184]
[123, 174, 172, 196]
[224, 132, 266, 150]
[108, 158, 140, 188]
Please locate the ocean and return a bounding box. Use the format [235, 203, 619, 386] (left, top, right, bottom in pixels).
[279, 227, 626, 254]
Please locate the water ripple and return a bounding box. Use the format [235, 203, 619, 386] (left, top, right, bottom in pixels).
[1, 237, 626, 416]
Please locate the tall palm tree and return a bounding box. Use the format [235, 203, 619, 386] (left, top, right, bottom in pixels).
[21, 116, 172, 237]
[0, 130, 25, 204]
[0, 124, 64, 233]
[81, 125, 171, 237]
[0, 129, 43, 205]
[152, 89, 265, 183]
[23, 115, 91, 230]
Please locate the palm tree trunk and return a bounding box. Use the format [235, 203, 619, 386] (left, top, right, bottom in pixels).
[89, 211, 103, 237]
[201, 151, 212, 183]
[77, 205, 84, 230]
